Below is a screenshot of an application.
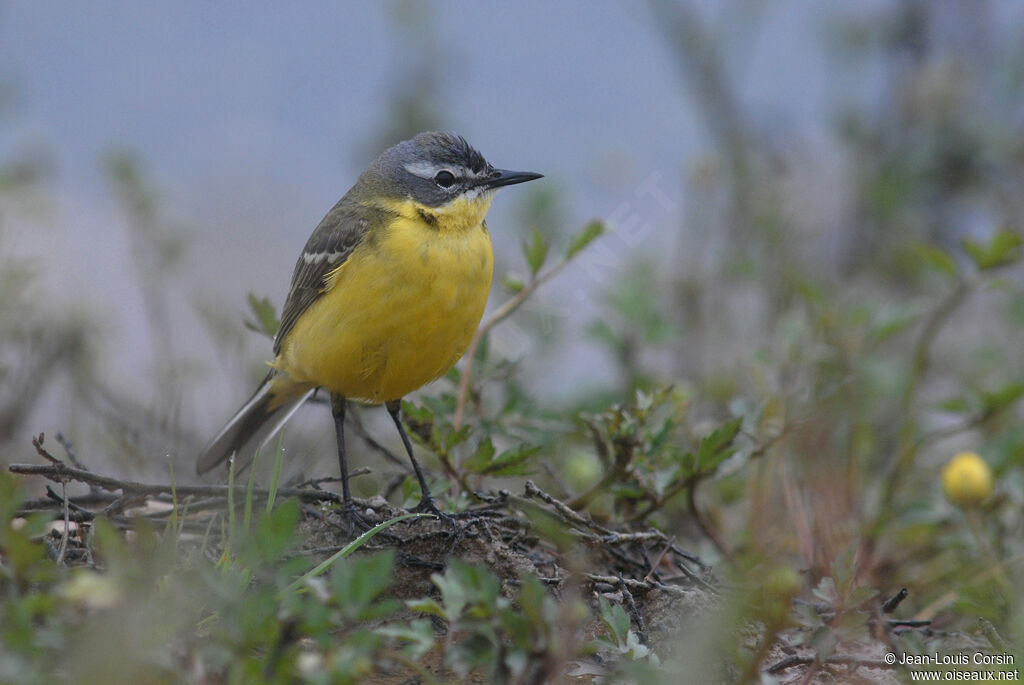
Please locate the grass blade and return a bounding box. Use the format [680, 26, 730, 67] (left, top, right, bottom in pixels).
[282, 511, 429, 596]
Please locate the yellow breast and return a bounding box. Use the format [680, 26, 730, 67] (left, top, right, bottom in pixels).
[275, 195, 495, 403]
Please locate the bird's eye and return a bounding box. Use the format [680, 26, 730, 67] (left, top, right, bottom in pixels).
[434, 170, 456, 188]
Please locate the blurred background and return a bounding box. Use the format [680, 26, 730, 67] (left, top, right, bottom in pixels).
[2, 0, 1024, 626]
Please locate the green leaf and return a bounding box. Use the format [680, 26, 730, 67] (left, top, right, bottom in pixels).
[463, 439, 539, 476]
[243, 293, 280, 338]
[0, 470, 26, 532]
[848, 586, 880, 606]
[487, 444, 541, 476]
[981, 381, 1024, 415]
[522, 226, 549, 276]
[401, 400, 433, 424]
[963, 229, 1023, 270]
[432, 572, 468, 621]
[502, 272, 525, 294]
[406, 597, 446, 618]
[566, 220, 605, 259]
[911, 242, 957, 278]
[330, 551, 396, 620]
[251, 498, 300, 562]
[376, 619, 436, 659]
[935, 395, 974, 414]
[695, 417, 743, 472]
[463, 438, 497, 474]
[597, 597, 631, 646]
[868, 310, 914, 344]
[812, 577, 839, 605]
[443, 425, 472, 450]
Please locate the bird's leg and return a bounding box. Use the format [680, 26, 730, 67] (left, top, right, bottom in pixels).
[331, 393, 371, 531]
[386, 399, 451, 522]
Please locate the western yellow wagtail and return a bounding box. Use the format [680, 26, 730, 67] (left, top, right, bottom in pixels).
[196, 132, 541, 518]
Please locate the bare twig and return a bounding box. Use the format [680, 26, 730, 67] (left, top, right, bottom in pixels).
[766, 655, 896, 675]
[32, 433, 65, 468]
[9, 463, 345, 505]
[454, 258, 576, 430]
[19, 492, 118, 510]
[617, 574, 649, 645]
[886, 619, 930, 629]
[643, 536, 675, 583]
[881, 588, 908, 613]
[56, 482, 70, 566]
[686, 479, 730, 561]
[291, 468, 371, 491]
[584, 573, 688, 597]
[56, 432, 88, 471]
[518, 480, 714, 591]
[346, 407, 407, 469]
[567, 438, 634, 511]
[524, 480, 612, 535]
[883, 280, 972, 508]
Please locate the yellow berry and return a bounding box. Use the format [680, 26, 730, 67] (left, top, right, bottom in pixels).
[942, 452, 993, 507]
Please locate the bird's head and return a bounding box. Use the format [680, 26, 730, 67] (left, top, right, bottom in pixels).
[361, 132, 542, 228]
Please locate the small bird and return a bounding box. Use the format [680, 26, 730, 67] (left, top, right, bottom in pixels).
[196, 132, 542, 519]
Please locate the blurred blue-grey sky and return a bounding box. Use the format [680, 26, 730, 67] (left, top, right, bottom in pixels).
[2, 1, 1022, 452]
[0, 2, 819, 359]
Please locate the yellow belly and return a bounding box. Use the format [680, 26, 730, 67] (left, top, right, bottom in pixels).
[275, 212, 494, 403]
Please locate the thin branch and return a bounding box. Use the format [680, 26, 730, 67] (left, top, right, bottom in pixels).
[56, 482, 70, 566]
[583, 572, 688, 597]
[524, 480, 612, 535]
[32, 433, 65, 468]
[55, 432, 88, 470]
[686, 481, 730, 561]
[8, 463, 344, 505]
[642, 536, 675, 583]
[454, 258, 575, 429]
[881, 588, 908, 614]
[346, 406, 407, 469]
[883, 279, 971, 507]
[617, 574, 649, 645]
[567, 443, 632, 511]
[766, 655, 896, 675]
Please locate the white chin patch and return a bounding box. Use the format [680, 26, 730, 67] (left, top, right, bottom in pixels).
[461, 186, 495, 202]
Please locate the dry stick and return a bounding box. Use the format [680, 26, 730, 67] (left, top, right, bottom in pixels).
[627, 429, 784, 525]
[881, 588, 908, 614]
[617, 573, 649, 645]
[32, 434, 65, 468]
[102, 494, 145, 518]
[584, 573, 688, 597]
[454, 258, 575, 430]
[519, 481, 716, 593]
[767, 655, 896, 676]
[291, 468, 371, 491]
[45, 486, 91, 515]
[20, 492, 118, 510]
[883, 279, 971, 509]
[56, 432, 88, 470]
[345, 407, 407, 469]
[567, 454, 630, 511]
[642, 536, 676, 583]
[56, 482, 70, 566]
[523, 481, 703, 552]
[686, 480, 730, 560]
[8, 463, 344, 505]
[524, 480, 613, 535]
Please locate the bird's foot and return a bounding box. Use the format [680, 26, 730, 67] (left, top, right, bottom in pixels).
[410, 496, 463, 549]
[338, 499, 376, 536]
[411, 495, 454, 523]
